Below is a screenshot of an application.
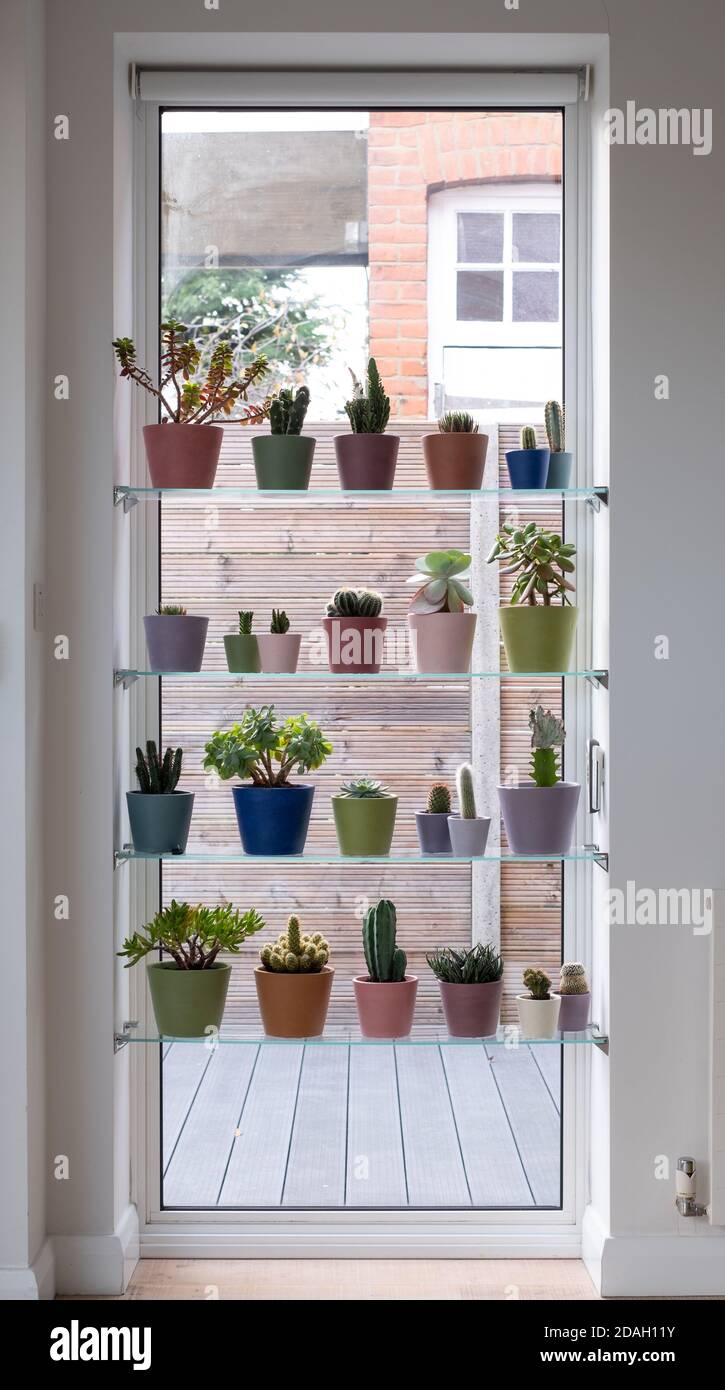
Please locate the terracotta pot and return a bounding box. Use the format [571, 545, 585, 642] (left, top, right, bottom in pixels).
[558, 991, 591, 1032]
[353, 976, 418, 1038]
[408, 611, 477, 673]
[147, 962, 230, 1038]
[254, 965, 334, 1038]
[143, 614, 208, 672]
[498, 604, 578, 673]
[142, 423, 223, 489]
[322, 615, 388, 674]
[256, 633, 302, 673]
[516, 993, 561, 1040]
[438, 979, 503, 1038]
[334, 434, 399, 490]
[498, 782, 581, 855]
[422, 432, 488, 490]
[447, 814, 491, 858]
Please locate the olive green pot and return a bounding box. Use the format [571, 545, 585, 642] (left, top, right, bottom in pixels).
[499, 604, 578, 672]
[147, 961, 231, 1038]
[332, 795, 398, 857]
[224, 633, 261, 672]
[252, 435, 316, 490]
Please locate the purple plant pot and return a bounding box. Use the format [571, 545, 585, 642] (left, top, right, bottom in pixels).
[498, 782, 581, 855]
[143, 615, 209, 672]
[558, 992, 591, 1032]
[438, 979, 503, 1037]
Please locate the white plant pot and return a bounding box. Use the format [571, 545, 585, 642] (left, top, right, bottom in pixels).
[447, 814, 491, 857]
[516, 993, 561, 1040]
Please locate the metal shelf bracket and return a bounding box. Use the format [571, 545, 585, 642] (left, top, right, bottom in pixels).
[114, 1020, 138, 1053]
[113, 487, 139, 513]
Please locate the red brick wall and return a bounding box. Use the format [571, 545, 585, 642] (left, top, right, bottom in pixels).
[368, 112, 563, 416]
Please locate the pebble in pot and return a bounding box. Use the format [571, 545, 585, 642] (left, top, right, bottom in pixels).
[448, 763, 490, 858]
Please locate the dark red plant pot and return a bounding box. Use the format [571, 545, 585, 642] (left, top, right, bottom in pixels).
[142, 423, 223, 489]
[333, 434, 399, 490]
[322, 615, 388, 674]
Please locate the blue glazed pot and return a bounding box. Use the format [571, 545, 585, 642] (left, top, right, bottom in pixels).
[232, 783, 315, 856]
[505, 447, 550, 489]
[545, 451, 573, 489]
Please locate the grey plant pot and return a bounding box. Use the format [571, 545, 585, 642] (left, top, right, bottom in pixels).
[499, 783, 580, 855]
[143, 615, 209, 672]
[447, 814, 491, 858]
[126, 791, 194, 854]
[558, 991, 591, 1032]
[415, 811, 452, 855]
[545, 451, 573, 489]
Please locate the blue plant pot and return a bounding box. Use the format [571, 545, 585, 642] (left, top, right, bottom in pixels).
[505, 448, 550, 489]
[231, 784, 315, 856]
[545, 451, 573, 489]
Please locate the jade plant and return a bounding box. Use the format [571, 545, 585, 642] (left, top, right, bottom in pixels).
[438, 411, 479, 434]
[203, 705, 332, 787]
[157, 604, 187, 616]
[362, 899, 406, 982]
[426, 942, 503, 984]
[559, 962, 589, 995]
[259, 914, 330, 973]
[135, 741, 183, 795]
[237, 610, 254, 635]
[519, 425, 538, 450]
[455, 763, 477, 819]
[486, 522, 576, 606]
[338, 776, 391, 799]
[426, 783, 451, 815]
[522, 968, 552, 1000]
[118, 899, 265, 971]
[529, 706, 565, 787]
[544, 400, 566, 453]
[326, 588, 383, 618]
[344, 358, 390, 434]
[112, 319, 269, 425]
[270, 609, 290, 634]
[406, 549, 473, 615]
[270, 385, 310, 435]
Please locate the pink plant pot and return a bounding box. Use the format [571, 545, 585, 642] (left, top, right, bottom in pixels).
[438, 979, 503, 1037]
[334, 434, 399, 490]
[322, 615, 388, 674]
[142, 423, 223, 489]
[408, 611, 477, 673]
[353, 976, 418, 1038]
[256, 633, 302, 673]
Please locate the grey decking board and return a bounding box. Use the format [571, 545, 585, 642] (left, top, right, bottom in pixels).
[163, 1045, 259, 1206]
[441, 1045, 534, 1206]
[529, 1043, 562, 1111]
[346, 1046, 408, 1206]
[219, 1044, 304, 1207]
[485, 1044, 561, 1206]
[282, 1046, 350, 1207]
[162, 1043, 214, 1165]
[395, 1045, 471, 1207]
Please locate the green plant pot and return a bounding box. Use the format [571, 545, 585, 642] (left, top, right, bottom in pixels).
[252, 435, 316, 490]
[147, 961, 231, 1038]
[224, 633, 261, 673]
[499, 604, 578, 672]
[332, 795, 398, 856]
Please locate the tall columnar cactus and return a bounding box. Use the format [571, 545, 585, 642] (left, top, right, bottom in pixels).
[269, 386, 310, 435]
[529, 706, 565, 787]
[559, 962, 589, 995]
[544, 400, 565, 453]
[362, 899, 407, 982]
[259, 914, 330, 973]
[520, 425, 538, 451]
[523, 968, 552, 1000]
[344, 358, 391, 434]
[135, 740, 182, 794]
[270, 608, 290, 634]
[456, 763, 477, 820]
[238, 610, 253, 635]
[426, 783, 451, 815]
[326, 588, 383, 618]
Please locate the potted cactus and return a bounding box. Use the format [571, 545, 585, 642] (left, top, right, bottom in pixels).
[322, 587, 387, 675]
[223, 609, 261, 673]
[256, 609, 301, 674]
[334, 358, 399, 490]
[487, 522, 578, 671]
[505, 424, 550, 489]
[557, 962, 591, 1031]
[203, 706, 332, 856]
[415, 782, 453, 855]
[252, 385, 315, 490]
[406, 549, 476, 673]
[143, 604, 209, 672]
[332, 777, 398, 856]
[498, 707, 581, 855]
[354, 899, 417, 1038]
[126, 741, 194, 854]
[422, 411, 489, 491]
[448, 763, 490, 857]
[516, 968, 561, 1039]
[113, 319, 268, 488]
[255, 914, 333, 1037]
[427, 942, 504, 1038]
[119, 899, 265, 1038]
[544, 400, 572, 489]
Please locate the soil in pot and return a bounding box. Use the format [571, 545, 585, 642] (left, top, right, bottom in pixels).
[256, 633, 302, 673]
[224, 633, 261, 673]
[498, 604, 578, 672]
[232, 784, 315, 856]
[254, 965, 334, 1038]
[545, 451, 573, 489]
[516, 993, 561, 1040]
[422, 432, 489, 490]
[439, 979, 503, 1038]
[322, 615, 388, 674]
[354, 976, 418, 1038]
[147, 961, 231, 1038]
[558, 991, 591, 1031]
[505, 447, 550, 489]
[334, 434, 399, 490]
[126, 790, 194, 854]
[415, 811, 452, 854]
[447, 814, 490, 857]
[408, 611, 477, 674]
[143, 614, 208, 672]
[332, 795, 398, 856]
[499, 782, 580, 855]
[252, 435, 315, 490]
[142, 423, 223, 489]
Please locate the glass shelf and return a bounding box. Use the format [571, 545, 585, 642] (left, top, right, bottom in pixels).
[115, 1022, 607, 1050]
[115, 845, 608, 867]
[115, 484, 608, 509]
[115, 667, 607, 686]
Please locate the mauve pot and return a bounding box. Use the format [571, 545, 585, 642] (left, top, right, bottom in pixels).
[422, 432, 489, 490]
[143, 614, 209, 672]
[126, 790, 194, 854]
[334, 434, 399, 490]
[558, 991, 591, 1031]
[438, 979, 503, 1038]
[408, 611, 477, 673]
[415, 811, 452, 855]
[252, 435, 315, 490]
[142, 423, 223, 489]
[499, 782, 581, 855]
[232, 783, 314, 856]
[448, 814, 491, 858]
[256, 633, 302, 673]
[545, 451, 573, 489]
[322, 615, 388, 674]
[354, 976, 418, 1038]
[147, 961, 230, 1038]
[505, 447, 550, 489]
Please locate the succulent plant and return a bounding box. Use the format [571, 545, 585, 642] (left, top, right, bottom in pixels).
[113, 320, 269, 425]
[237, 610, 253, 635]
[523, 968, 552, 1000]
[269, 385, 310, 435]
[338, 776, 391, 799]
[326, 588, 383, 618]
[270, 608, 290, 634]
[427, 942, 503, 984]
[544, 400, 565, 453]
[157, 604, 187, 616]
[344, 358, 390, 434]
[258, 914, 330, 973]
[529, 706, 565, 787]
[486, 522, 576, 606]
[362, 899, 407, 982]
[559, 962, 589, 995]
[118, 899, 265, 971]
[135, 740, 182, 795]
[426, 783, 451, 815]
[519, 425, 538, 451]
[203, 706, 332, 787]
[455, 763, 477, 820]
[438, 411, 479, 434]
[406, 550, 473, 615]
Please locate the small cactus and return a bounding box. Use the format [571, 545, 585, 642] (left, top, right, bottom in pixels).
[269, 385, 310, 436]
[339, 776, 390, 799]
[135, 740, 182, 795]
[237, 610, 253, 636]
[270, 609, 290, 634]
[559, 962, 589, 995]
[520, 425, 538, 451]
[529, 706, 565, 787]
[456, 763, 477, 820]
[258, 914, 330, 974]
[438, 411, 479, 434]
[344, 358, 390, 434]
[544, 400, 565, 453]
[523, 968, 552, 1000]
[362, 899, 407, 982]
[426, 783, 451, 815]
[157, 604, 187, 616]
[326, 588, 383, 618]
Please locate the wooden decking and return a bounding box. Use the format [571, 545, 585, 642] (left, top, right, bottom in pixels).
[162, 1041, 561, 1209]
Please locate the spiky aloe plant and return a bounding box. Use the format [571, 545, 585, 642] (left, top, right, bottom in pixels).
[438, 411, 479, 434]
[362, 899, 407, 982]
[426, 783, 451, 815]
[520, 425, 538, 450]
[237, 611, 253, 635]
[258, 914, 330, 973]
[270, 609, 290, 634]
[427, 942, 503, 984]
[523, 968, 552, 1000]
[135, 741, 183, 795]
[406, 550, 473, 614]
[544, 400, 565, 453]
[338, 777, 391, 799]
[269, 386, 310, 435]
[344, 358, 390, 434]
[559, 962, 589, 995]
[529, 706, 565, 787]
[326, 588, 383, 618]
[455, 763, 477, 820]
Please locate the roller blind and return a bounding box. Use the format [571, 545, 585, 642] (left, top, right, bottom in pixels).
[136, 68, 580, 107]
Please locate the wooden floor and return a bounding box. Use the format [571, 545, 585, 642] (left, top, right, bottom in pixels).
[162, 1041, 561, 1209]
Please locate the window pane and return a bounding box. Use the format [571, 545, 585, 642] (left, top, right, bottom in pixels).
[456, 270, 504, 321]
[512, 270, 559, 322]
[457, 212, 503, 263]
[512, 212, 560, 263]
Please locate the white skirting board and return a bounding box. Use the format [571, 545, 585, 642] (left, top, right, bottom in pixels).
[583, 1205, 725, 1296]
[52, 1204, 139, 1298]
[0, 1238, 55, 1301]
